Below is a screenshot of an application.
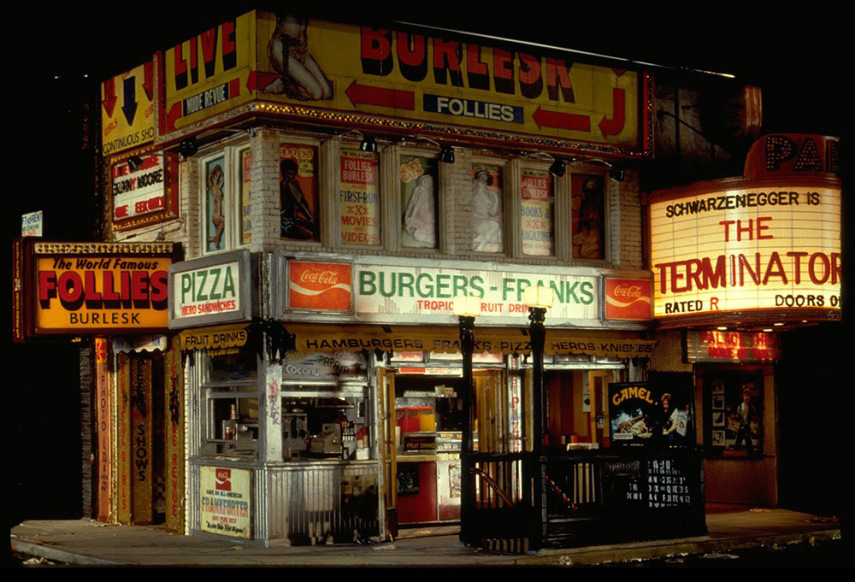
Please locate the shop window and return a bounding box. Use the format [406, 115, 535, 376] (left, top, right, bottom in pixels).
[200, 351, 259, 458]
[703, 370, 764, 458]
[520, 167, 554, 256]
[400, 155, 439, 249]
[339, 148, 381, 246]
[571, 173, 606, 260]
[279, 143, 320, 242]
[471, 163, 504, 253]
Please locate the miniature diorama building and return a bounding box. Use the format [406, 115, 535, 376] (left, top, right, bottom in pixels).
[12, 9, 839, 552]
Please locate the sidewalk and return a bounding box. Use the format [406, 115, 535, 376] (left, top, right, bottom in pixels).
[9, 506, 845, 568]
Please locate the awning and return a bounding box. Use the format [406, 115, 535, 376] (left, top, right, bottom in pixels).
[283, 323, 656, 359]
[177, 323, 251, 352]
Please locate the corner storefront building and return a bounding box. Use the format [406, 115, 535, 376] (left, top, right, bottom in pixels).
[18, 10, 832, 550]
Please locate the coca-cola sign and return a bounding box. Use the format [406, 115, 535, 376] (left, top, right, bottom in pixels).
[288, 261, 353, 311]
[605, 278, 652, 321]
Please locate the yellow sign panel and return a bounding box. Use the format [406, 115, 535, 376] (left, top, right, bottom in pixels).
[34, 247, 171, 334]
[101, 62, 156, 155]
[163, 12, 257, 133]
[162, 11, 650, 155]
[255, 13, 646, 152]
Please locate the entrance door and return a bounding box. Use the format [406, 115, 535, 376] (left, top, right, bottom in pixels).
[588, 371, 612, 447]
[376, 367, 397, 538]
[115, 350, 167, 525]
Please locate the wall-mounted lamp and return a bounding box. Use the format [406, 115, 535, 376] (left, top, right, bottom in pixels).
[548, 158, 566, 177]
[608, 165, 625, 182]
[360, 135, 377, 153]
[127, 155, 144, 171]
[524, 285, 555, 310]
[439, 145, 455, 164]
[178, 138, 198, 158]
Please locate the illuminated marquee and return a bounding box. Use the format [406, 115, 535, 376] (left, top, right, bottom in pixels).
[650, 182, 841, 322]
[111, 153, 179, 230]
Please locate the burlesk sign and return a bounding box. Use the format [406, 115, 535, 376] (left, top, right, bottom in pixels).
[161, 11, 651, 157]
[12, 240, 174, 341]
[649, 134, 841, 325]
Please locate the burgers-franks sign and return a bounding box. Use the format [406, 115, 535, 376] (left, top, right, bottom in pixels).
[650, 182, 841, 322]
[13, 241, 174, 340]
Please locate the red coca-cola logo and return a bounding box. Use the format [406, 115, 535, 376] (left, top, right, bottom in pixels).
[299, 269, 339, 286]
[613, 284, 644, 299]
[215, 468, 231, 491]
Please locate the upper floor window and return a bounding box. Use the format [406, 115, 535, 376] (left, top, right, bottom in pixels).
[400, 155, 439, 249]
[471, 163, 504, 253]
[279, 143, 320, 242]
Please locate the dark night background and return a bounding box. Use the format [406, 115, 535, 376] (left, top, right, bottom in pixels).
[6, 1, 849, 557]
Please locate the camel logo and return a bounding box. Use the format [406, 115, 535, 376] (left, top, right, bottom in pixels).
[605, 278, 652, 321]
[288, 261, 352, 311]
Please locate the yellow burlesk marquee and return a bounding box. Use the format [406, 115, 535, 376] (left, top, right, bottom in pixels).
[162, 11, 651, 157]
[101, 62, 157, 156]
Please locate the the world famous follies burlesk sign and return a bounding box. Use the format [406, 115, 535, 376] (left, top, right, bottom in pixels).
[12, 241, 174, 341]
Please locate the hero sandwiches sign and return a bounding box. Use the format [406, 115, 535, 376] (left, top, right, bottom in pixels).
[13, 240, 174, 341]
[649, 134, 841, 326]
[169, 250, 255, 329]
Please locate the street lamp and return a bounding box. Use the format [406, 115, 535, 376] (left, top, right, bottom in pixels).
[524, 285, 553, 549]
[453, 295, 481, 545]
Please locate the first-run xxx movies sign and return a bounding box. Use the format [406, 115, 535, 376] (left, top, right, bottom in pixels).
[650, 184, 841, 318]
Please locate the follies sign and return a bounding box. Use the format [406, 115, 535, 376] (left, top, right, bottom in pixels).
[649, 134, 841, 327]
[12, 240, 174, 341]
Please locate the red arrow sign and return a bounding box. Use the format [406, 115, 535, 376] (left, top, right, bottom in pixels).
[102, 77, 116, 118]
[345, 80, 414, 110]
[532, 106, 590, 132]
[598, 88, 626, 137]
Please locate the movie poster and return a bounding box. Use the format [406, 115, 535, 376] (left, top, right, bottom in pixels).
[609, 382, 693, 447]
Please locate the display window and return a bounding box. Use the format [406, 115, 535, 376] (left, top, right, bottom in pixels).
[339, 149, 381, 246]
[571, 173, 606, 260]
[200, 146, 251, 255]
[400, 155, 439, 249]
[470, 163, 504, 253]
[702, 369, 764, 458]
[200, 350, 259, 458]
[520, 167, 554, 256]
[279, 143, 321, 242]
